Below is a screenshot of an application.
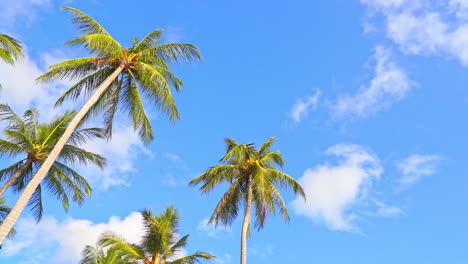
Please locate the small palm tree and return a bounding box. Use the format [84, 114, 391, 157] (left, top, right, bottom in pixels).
[0, 105, 105, 221]
[0, 34, 23, 65]
[80, 245, 138, 264]
[99, 206, 215, 264]
[0, 7, 200, 243]
[189, 137, 306, 264]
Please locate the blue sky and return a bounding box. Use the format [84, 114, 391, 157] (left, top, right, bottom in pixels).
[1, 0, 468, 263]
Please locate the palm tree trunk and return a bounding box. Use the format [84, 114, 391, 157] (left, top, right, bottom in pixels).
[240, 175, 253, 264]
[0, 65, 125, 245]
[0, 159, 33, 197]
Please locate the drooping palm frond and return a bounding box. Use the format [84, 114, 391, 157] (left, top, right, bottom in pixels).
[62, 7, 110, 35]
[80, 244, 139, 264]
[0, 34, 23, 65]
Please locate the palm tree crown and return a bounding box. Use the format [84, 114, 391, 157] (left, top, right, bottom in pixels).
[98, 206, 215, 264]
[190, 137, 306, 230]
[190, 137, 306, 264]
[0, 34, 23, 65]
[38, 7, 201, 143]
[0, 105, 105, 221]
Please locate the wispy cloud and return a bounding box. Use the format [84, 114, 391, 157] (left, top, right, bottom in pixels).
[289, 89, 321, 123]
[331, 46, 414, 118]
[397, 154, 442, 188]
[0, 0, 53, 31]
[292, 143, 384, 231]
[197, 218, 231, 238]
[373, 200, 403, 217]
[362, 0, 468, 66]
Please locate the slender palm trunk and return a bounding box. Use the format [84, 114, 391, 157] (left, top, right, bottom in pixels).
[0, 65, 124, 245]
[0, 159, 33, 197]
[240, 175, 253, 264]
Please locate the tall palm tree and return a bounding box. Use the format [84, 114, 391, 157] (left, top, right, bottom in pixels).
[0, 34, 23, 65]
[80, 245, 138, 264]
[0, 105, 105, 221]
[189, 137, 306, 264]
[0, 6, 200, 243]
[99, 206, 215, 264]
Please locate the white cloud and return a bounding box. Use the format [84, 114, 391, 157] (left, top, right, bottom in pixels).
[292, 143, 383, 231]
[0, 54, 47, 112]
[373, 200, 402, 217]
[289, 90, 321, 123]
[449, 0, 468, 19]
[0, 0, 53, 30]
[1, 212, 144, 264]
[397, 154, 442, 187]
[362, 0, 468, 66]
[332, 46, 413, 118]
[0, 47, 77, 118]
[197, 218, 231, 238]
[81, 126, 153, 190]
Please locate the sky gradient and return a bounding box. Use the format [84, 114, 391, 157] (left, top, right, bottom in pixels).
[1, 0, 468, 263]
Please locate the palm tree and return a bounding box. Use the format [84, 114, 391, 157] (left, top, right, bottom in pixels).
[0, 105, 105, 221]
[189, 137, 306, 264]
[99, 206, 215, 264]
[0, 34, 23, 65]
[80, 245, 138, 264]
[0, 6, 200, 243]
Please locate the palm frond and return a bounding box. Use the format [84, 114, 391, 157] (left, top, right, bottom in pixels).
[139, 43, 201, 63]
[120, 81, 153, 143]
[59, 144, 106, 168]
[37, 57, 104, 83]
[66, 33, 122, 57]
[99, 232, 146, 259]
[134, 29, 164, 51]
[0, 34, 23, 64]
[63, 6, 110, 35]
[169, 252, 216, 264]
[54, 67, 115, 106]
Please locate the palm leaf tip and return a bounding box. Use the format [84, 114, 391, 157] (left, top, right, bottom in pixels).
[62, 6, 109, 35]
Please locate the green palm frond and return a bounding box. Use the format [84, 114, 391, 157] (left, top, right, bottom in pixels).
[134, 29, 164, 50]
[37, 57, 105, 83]
[62, 7, 110, 35]
[99, 232, 146, 259]
[59, 144, 106, 168]
[169, 252, 216, 264]
[0, 34, 23, 65]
